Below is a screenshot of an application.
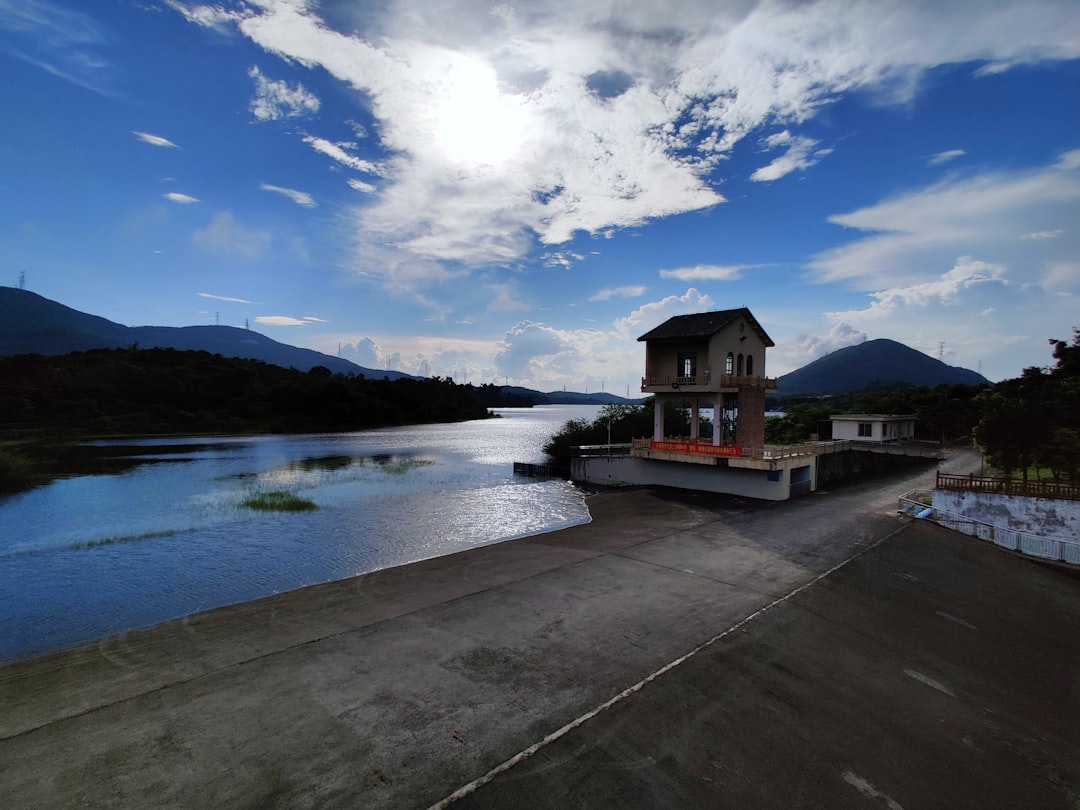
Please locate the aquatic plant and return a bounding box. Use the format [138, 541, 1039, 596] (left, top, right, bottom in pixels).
[241, 490, 318, 512]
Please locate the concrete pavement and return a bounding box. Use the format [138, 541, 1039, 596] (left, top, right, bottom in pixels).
[2, 449, 1078, 808]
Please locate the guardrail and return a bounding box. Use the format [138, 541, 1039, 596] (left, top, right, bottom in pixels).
[936, 472, 1080, 502]
[899, 490, 1080, 566]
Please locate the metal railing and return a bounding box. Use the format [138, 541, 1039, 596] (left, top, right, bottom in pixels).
[899, 490, 1080, 566]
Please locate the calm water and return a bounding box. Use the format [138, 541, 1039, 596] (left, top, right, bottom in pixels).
[0, 405, 599, 662]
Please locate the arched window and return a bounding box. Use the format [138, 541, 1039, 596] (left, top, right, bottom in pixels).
[725, 352, 734, 375]
[746, 354, 754, 376]
[737, 353, 744, 376]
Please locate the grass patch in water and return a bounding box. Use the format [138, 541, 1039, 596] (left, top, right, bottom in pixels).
[241, 490, 318, 512]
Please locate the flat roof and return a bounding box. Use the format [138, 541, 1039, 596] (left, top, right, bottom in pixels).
[830, 413, 916, 420]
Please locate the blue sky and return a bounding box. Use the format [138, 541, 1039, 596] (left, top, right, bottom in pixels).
[2, 0, 1078, 394]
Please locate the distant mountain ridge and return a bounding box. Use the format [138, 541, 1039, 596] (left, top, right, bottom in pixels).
[777, 338, 989, 395]
[0, 288, 644, 406]
[0, 287, 406, 378]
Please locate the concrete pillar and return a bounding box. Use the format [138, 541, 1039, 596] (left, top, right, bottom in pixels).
[653, 396, 664, 442]
[690, 398, 700, 440]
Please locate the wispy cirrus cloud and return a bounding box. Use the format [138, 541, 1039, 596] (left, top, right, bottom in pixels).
[929, 149, 966, 166]
[198, 292, 252, 304]
[0, 0, 115, 94]
[254, 314, 328, 326]
[260, 183, 316, 208]
[809, 149, 1080, 289]
[248, 66, 320, 121]
[134, 131, 178, 148]
[303, 136, 380, 175]
[163, 192, 199, 204]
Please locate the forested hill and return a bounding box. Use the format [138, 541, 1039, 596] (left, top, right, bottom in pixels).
[0, 287, 402, 378]
[0, 348, 491, 437]
[777, 338, 989, 395]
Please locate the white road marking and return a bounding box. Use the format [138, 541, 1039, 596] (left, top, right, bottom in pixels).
[904, 668, 956, 697]
[842, 770, 905, 810]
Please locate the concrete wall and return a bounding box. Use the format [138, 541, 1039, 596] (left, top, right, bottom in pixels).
[571, 456, 794, 501]
[932, 490, 1080, 542]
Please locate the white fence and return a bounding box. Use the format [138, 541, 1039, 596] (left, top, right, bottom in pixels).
[899, 490, 1080, 566]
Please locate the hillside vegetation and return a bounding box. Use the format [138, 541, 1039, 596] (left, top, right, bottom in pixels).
[0, 348, 497, 492]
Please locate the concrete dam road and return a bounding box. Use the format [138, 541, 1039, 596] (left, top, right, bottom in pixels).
[2, 448, 1078, 808]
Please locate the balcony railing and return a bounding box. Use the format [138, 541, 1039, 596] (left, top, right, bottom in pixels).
[640, 374, 778, 390]
[936, 472, 1080, 502]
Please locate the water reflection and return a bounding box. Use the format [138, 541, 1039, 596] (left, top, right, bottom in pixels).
[0, 405, 599, 661]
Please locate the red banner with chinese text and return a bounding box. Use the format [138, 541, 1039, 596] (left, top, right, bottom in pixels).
[650, 441, 743, 457]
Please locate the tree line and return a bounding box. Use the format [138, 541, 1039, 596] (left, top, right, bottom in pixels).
[0, 348, 513, 491]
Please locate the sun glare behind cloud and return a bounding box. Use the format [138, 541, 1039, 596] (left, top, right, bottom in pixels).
[431, 55, 529, 166]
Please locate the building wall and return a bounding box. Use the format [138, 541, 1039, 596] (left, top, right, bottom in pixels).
[572, 456, 797, 501]
[644, 320, 768, 383]
[832, 418, 915, 442]
[932, 490, 1080, 543]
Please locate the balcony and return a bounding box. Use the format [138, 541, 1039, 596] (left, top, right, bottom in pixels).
[640, 374, 778, 393]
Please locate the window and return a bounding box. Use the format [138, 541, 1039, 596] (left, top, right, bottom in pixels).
[858, 422, 873, 437]
[745, 355, 754, 376]
[736, 353, 744, 376]
[677, 352, 696, 378]
[725, 352, 734, 375]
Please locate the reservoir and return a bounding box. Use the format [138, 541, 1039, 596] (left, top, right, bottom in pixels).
[0, 405, 599, 662]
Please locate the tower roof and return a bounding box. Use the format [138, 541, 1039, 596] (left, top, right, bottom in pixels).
[637, 308, 774, 346]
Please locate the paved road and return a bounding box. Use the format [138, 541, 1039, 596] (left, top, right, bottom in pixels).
[3, 449, 1078, 808]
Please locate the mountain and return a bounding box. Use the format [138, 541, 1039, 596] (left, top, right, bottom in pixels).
[776, 338, 990, 396]
[0, 287, 408, 378]
[497, 386, 644, 406]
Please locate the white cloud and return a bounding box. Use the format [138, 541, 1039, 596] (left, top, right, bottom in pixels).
[543, 251, 585, 269]
[809, 149, 1080, 289]
[770, 323, 868, 375]
[750, 132, 832, 182]
[133, 131, 178, 148]
[255, 315, 308, 326]
[589, 286, 647, 301]
[167, 0, 1080, 292]
[1021, 229, 1063, 240]
[659, 265, 744, 282]
[929, 149, 966, 166]
[826, 257, 1008, 321]
[613, 288, 716, 338]
[163, 192, 199, 204]
[303, 316, 329, 323]
[260, 183, 316, 208]
[337, 338, 382, 367]
[192, 211, 271, 258]
[198, 292, 252, 304]
[248, 65, 320, 121]
[303, 136, 381, 174]
[347, 178, 377, 193]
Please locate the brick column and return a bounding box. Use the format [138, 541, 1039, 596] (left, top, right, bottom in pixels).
[737, 384, 766, 448]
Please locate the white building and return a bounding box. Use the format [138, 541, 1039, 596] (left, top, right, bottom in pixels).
[830, 414, 916, 443]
